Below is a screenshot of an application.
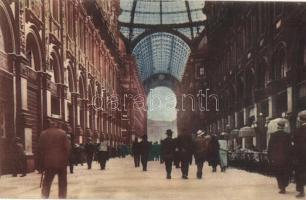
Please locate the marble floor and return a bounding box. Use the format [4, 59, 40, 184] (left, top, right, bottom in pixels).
[0, 157, 301, 199]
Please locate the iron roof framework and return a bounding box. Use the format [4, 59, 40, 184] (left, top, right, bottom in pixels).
[119, 0, 206, 82]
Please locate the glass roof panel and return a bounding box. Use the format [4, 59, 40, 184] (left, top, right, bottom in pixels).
[119, 0, 206, 42]
[120, 26, 130, 38]
[188, 1, 205, 10]
[176, 28, 192, 39]
[135, 1, 160, 13]
[120, 0, 133, 11]
[162, 12, 188, 24]
[162, 1, 186, 13]
[118, 11, 131, 23]
[132, 32, 190, 81]
[131, 28, 146, 40]
[119, 0, 206, 24]
[191, 10, 207, 21]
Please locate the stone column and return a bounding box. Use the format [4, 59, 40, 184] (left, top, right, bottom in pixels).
[71, 92, 79, 143]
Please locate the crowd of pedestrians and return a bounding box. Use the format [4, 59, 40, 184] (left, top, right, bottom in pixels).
[6, 112, 306, 199]
[131, 129, 228, 180]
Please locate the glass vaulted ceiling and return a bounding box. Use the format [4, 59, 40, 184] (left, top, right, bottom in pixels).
[133, 32, 190, 81]
[119, 0, 206, 40]
[119, 0, 206, 82]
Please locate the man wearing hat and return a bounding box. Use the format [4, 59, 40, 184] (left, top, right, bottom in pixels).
[293, 112, 306, 198]
[161, 129, 176, 179]
[268, 120, 292, 194]
[193, 130, 209, 179]
[39, 119, 70, 198]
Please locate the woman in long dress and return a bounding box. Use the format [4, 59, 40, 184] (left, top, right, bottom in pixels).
[218, 133, 228, 172]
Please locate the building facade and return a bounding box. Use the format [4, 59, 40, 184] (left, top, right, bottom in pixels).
[119, 45, 147, 142]
[179, 2, 306, 150]
[0, 0, 146, 174]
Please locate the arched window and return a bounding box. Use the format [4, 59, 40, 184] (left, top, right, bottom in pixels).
[25, 32, 42, 71]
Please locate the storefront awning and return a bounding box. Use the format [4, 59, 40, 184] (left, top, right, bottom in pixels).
[296, 110, 306, 128]
[267, 118, 290, 134]
[230, 129, 239, 138]
[239, 126, 256, 137]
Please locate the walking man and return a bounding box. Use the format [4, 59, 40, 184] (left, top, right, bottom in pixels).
[177, 132, 193, 179]
[173, 138, 180, 168]
[39, 120, 70, 199]
[139, 135, 151, 171]
[161, 129, 176, 179]
[193, 130, 209, 179]
[97, 137, 109, 170]
[293, 112, 306, 198]
[84, 138, 96, 169]
[208, 133, 220, 172]
[268, 120, 292, 194]
[132, 137, 141, 167]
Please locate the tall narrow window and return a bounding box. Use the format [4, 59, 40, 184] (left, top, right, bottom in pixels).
[67, 2, 74, 37]
[51, 95, 61, 115]
[26, 50, 35, 69]
[30, 0, 41, 18]
[0, 29, 4, 52]
[0, 103, 6, 138]
[303, 45, 306, 66]
[272, 50, 287, 80]
[52, 0, 59, 21]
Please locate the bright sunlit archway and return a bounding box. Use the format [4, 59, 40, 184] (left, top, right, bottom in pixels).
[147, 87, 178, 143]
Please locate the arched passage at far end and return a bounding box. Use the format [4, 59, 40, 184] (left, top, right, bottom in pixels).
[143, 73, 181, 96]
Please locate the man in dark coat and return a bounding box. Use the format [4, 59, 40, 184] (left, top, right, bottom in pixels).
[97, 137, 109, 170]
[132, 137, 141, 167]
[208, 133, 220, 172]
[66, 134, 75, 174]
[139, 135, 151, 171]
[293, 113, 306, 198]
[84, 138, 96, 169]
[193, 130, 210, 179]
[39, 120, 70, 199]
[177, 132, 193, 179]
[268, 121, 292, 194]
[161, 129, 176, 179]
[173, 138, 180, 168]
[11, 137, 27, 177]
